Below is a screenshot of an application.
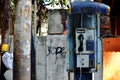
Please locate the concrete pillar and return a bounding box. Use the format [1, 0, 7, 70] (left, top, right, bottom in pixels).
[14, 0, 31, 80]
[48, 10, 65, 34]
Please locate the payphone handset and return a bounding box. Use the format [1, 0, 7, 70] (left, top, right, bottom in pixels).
[78, 34, 84, 52]
[76, 28, 95, 54]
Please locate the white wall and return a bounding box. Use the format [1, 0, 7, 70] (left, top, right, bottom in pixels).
[36, 35, 102, 80]
[36, 35, 69, 80]
[48, 10, 64, 34]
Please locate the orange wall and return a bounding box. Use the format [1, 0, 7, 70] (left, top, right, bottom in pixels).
[103, 38, 120, 80]
[103, 38, 120, 51]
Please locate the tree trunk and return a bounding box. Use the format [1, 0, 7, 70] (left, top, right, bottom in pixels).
[13, 0, 31, 80]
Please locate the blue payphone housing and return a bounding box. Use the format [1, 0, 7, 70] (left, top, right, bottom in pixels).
[66, 1, 110, 73]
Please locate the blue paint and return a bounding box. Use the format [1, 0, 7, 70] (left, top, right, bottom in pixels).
[67, 1, 109, 80]
[75, 73, 92, 80]
[71, 1, 110, 14]
[89, 54, 95, 68]
[66, 14, 75, 71]
[86, 40, 94, 51]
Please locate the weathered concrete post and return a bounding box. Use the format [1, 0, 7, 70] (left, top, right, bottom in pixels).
[14, 0, 31, 80]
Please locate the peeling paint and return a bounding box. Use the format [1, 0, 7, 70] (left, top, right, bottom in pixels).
[24, 5, 30, 18]
[25, 1, 31, 5]
[14, 0, 31, 80]
[24, 23, 30, 32]
[20, 8, 22, 16]
[27, 68, 30, 71]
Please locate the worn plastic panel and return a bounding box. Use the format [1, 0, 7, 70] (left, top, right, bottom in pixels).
[71, 1, 110, 14]
[76, 28, 95, 54]
[77, 55, 89, 67]
[66, 14, 75, 71]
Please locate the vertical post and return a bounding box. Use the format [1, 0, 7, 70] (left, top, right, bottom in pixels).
[34, 0, 37, 48]
[14, 0, 31, 80]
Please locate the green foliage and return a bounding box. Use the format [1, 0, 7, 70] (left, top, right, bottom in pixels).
[0, 0, 3, 3]
[39, 0, 69, 7]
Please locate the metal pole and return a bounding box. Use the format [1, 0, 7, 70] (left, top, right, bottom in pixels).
[13, 0, 32, 80]
[34, 0, 37, 48]
[30, 0, 37, 80]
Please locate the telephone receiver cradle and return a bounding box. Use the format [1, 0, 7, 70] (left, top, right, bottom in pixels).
[78, 34, 84, 52]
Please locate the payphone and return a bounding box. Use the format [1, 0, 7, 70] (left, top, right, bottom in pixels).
[66, 1, 110, 73]
[76, 28, 95, 68]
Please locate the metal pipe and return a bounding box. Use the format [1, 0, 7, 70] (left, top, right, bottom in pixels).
[34, 0, 37, 48]
[13, 0, 31, 80]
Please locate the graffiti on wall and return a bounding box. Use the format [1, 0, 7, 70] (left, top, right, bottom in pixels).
[47, 46, 66, 59]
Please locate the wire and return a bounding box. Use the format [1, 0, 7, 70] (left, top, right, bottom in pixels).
[79, 51, 82, 80]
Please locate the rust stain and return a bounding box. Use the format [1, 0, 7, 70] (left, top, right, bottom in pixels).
[20, 8, 22, 16]
[24, 5, 30, 18]
[24, 23, 30, 33]
[14, 1, 31, 80]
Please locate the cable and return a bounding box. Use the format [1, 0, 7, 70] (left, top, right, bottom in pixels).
[79, 51, 82, 80]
